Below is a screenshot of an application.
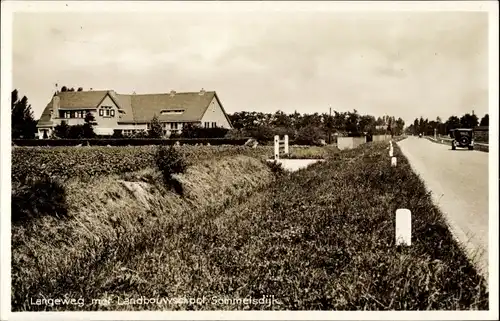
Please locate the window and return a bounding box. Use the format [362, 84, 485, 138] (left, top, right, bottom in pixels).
[211, 122, 217, 128]
[100, 106, 114, 117]
[65, 111, 71, 119]
[204, 122, 209, 128]
[161, 109, 185, 115]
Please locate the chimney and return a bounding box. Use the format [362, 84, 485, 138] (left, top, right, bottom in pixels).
[170, 90, 176, 97]
[53, 95, 60, 119]
[199, 88, 205, 96]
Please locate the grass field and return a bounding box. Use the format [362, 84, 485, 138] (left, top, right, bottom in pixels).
[11, 140, 487, 311]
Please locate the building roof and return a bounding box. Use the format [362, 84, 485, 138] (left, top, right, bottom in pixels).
[37, 89, 231, 126]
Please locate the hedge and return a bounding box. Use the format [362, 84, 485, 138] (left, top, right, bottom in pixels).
[12, 138, 252, 147]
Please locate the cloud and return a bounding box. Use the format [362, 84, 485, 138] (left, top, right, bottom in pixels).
[12, 10, 489, 124]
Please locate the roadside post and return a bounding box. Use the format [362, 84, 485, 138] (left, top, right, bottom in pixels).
[274, 135, 280, 161]
[396, 209, 412, 246]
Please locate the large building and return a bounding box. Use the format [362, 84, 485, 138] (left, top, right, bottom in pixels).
[36, 88, 233, 139]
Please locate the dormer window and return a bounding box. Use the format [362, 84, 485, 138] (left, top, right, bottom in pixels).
[99, 106, 115, 117]
[160, 109, 185, 115]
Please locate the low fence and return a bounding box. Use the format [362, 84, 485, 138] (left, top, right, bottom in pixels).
[274, 135, 289, 160]
[337, 136, 367, 150]
[12, 138, 252, 147]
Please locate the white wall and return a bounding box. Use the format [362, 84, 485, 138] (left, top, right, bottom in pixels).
[200, 97, 231, 128]
[95, 95, 120, 135]
[372, 135, 390, 142]
[37, 128, 53, 139]
[337, 137, 367, 150]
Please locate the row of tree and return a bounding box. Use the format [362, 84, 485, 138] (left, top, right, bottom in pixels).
[406, 113, 489, 137]
[226, 110, 405, 144]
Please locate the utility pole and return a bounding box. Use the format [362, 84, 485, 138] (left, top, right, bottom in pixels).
[329, 106, 332, 144]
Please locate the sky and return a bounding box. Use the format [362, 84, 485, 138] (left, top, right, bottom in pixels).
[12, 9, 489, 125]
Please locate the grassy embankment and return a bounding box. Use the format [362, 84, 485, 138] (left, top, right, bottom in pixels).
[11, 141, 487, 311]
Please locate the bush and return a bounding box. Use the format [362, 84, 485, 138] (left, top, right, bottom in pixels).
[243, 125, 275, 143]
[273, 126, 296, 140]
[155, 145, 188, 194]
[181, 124, 229, 138]
[224, 129, 246, 139]
[295, 125, 325, 145]
[111, 130, 124, 138]
[11, 176, 68, 224]
[266, 160, 285, 177]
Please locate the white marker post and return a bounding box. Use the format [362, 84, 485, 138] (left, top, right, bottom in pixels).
[284, 135, 289, 154]
[274, 135, 280, 161]
[389, 147, 394, 157]
[395, 209, 412, 246]
[391, 157, 397, 167]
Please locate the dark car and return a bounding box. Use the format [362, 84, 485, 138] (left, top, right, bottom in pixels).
[450, 128, 474, 150]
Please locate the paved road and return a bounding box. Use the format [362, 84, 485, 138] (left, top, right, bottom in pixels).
[397, 137, 489, 280]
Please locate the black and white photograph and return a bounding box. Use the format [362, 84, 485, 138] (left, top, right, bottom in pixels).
[1, 1, 498, 320]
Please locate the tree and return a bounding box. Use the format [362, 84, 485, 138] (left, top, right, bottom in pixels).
[11, 89, 37, 139]
[77, 87, 84, 92]
[459, 113, 479, 129]
[358, 115, 376, 134]
[445, 116, 461, 133]
[83, 112, 96, 138]
[322, 113, 335, 143]
[149, 114, 163, 138]
[271, 110, 292, 128]
[53, 121, 70, 138]
[413, 118, 419, 135]
[61, 86, 68, 92]
[394, 118, 405, 136]
[68, 125, 85, 139]
[480, 114, 489, 126]
[345, 109, 360, 135]
[296, 125, 325, 145]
